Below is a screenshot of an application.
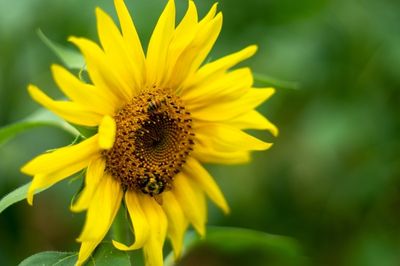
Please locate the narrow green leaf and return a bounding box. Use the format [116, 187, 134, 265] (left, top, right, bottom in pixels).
[37, 29, 85, 70]
[165, 226, 305, 266]
[0, 121, 58, 147]
[0, 182, 48, 214]
[0, 168, 85, 214]
[254, 73, 300, 90]
[0, 108, 79, 148]
[18, 243, 130, 266]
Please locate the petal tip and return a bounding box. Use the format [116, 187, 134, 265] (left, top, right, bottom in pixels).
[27, 84, 39, 95]
[68, 36, 83, 46]
[50, 63, 61, 72]
[195, 224, 206, 237]
[267, 87, 276, 95]
[247, 45, 258, 55]
[26, 185, 34, 205]
[198, 228, 206, 238]
[98, 115, 116, 150]
[67, 36, 78, 42]
[70, 203, 83, 213]
[20, 162, 31, 175]
[95, 7, 109, 22]
[27, 195, 34, 206]
[112, 240, 129, 251]
[263, 142, 273, 150]
[221, 204, 230, 215]
[271, 125, 279, 137]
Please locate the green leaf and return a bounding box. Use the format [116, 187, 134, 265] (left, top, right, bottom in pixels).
[18, 243, 130, 266]
[165, 226, 305, 266]
[37, 29, 85, 70]
[254, 73, 300, 90]
[86, 242, 131, 266]
[0, 168, 85, 214]
[0, 108, 86, 214]
[0, 182, 45, 214]
[0, 108, 79, 148]
[19, 252, 77, 266]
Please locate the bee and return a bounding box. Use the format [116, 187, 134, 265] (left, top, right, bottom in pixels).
[138, 174, 169, 205]
[138, 174, 165, 195]
[147, 98, 166, 113]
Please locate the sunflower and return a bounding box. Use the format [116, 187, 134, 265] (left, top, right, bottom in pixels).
[21, 0, 277, 265]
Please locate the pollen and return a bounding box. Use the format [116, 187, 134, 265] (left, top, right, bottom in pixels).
[103, 89, 195, 197]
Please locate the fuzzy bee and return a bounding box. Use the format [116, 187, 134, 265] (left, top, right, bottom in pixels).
[147, 98, 166, 113]
[138, 174, 166, 204]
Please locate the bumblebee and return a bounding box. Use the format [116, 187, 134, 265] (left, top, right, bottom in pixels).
[147, 98, 165, 113]
[138, 174, 166, 196]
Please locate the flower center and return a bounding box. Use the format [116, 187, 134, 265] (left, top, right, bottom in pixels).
[103, 89, 194, 197]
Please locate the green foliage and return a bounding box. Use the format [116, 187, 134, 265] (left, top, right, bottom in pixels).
[19, 252, 77, 266]
[165, 227, 305, 266]
[204, 227, 302, 258]
[0, 108, 78, 148]
[0, 182, 37, 214]
[0, 121, 63, 148]
[18, 243, 131, 266]
[37, 29, 84, 70]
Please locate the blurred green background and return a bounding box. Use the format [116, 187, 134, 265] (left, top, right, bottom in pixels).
[1, 0, 400, 265]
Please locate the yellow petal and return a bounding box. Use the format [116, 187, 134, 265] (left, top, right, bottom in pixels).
[76, 241, 98, 266]
[185, 45, 257, 89]
[96, 7, 141, 95]
[163, 0, 198, 88]
[195, 124, 272, 152]
[184, 158, 229, 214]
[171, 1, 198, 54]
[162, 192, 188, 258]
[193, 147, 250, 165]
[189, 178, 207, 236]
[146, 0, 175, 86]
[168, 12, 223, 90]
[227, 110, 279, 137]
[27, 85, 103, 127]
[140, 195, 168, 266]
[77, 173, 123, 242]
[112, 191, 150, 251]
[69, 36, 130, 103]
[143, 239, 164, 266]
[182, 68, 252, 106]
[51, 64, 116, 115]
[71, 157, 105, 212]
[27, 160, 88, 206]
[173, 174, 206, 236]
[114, 0, 145, 84]
[98, 115, 116, 150]
[21, 135, 100, 175]
[200, 3, 218, 24]
[23, 136, 99, 205]
[190, 87, 275, 122]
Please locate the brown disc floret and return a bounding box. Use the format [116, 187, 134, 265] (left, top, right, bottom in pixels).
[103, 89, 195, 197]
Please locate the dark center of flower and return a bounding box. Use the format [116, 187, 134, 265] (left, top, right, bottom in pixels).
[103, 90, 194, 197]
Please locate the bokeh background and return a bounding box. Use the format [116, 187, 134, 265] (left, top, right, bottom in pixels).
[1, 0, 400, 265]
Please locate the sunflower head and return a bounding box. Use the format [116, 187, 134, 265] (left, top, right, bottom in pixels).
[21, 0, 277, 265]
[103, 89, 195, 196]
